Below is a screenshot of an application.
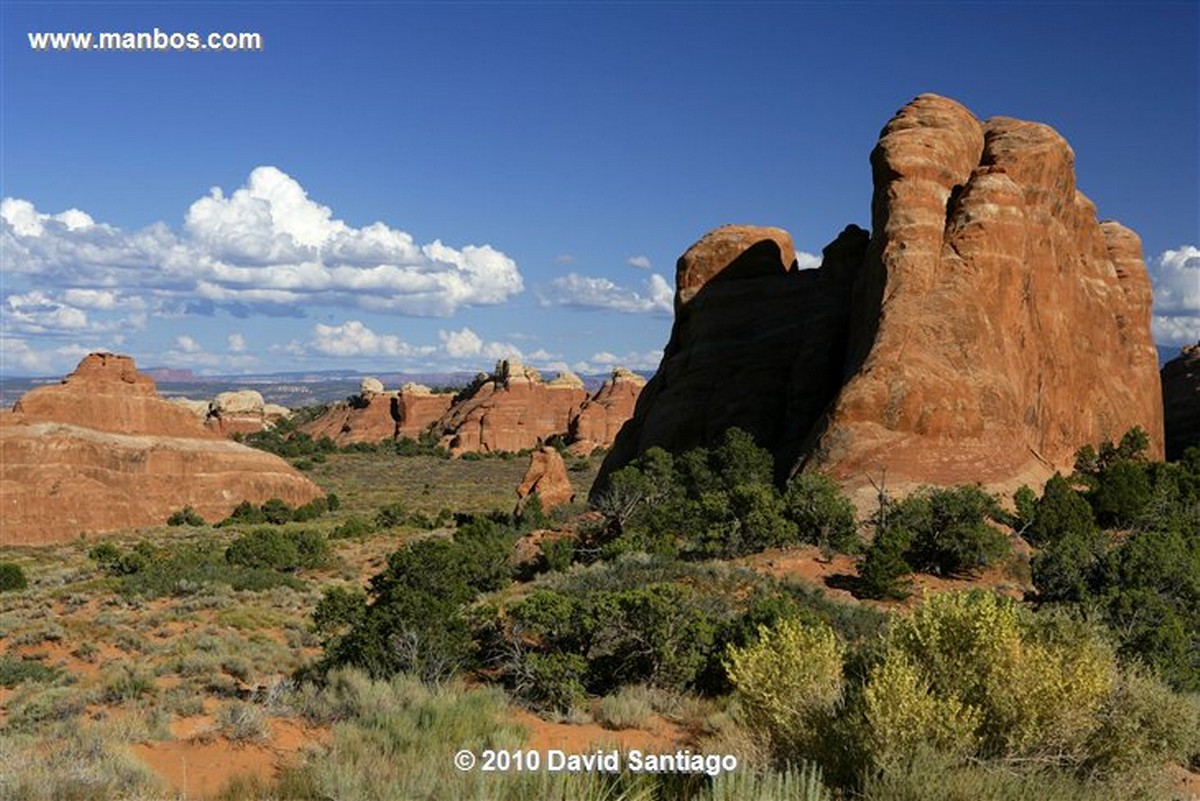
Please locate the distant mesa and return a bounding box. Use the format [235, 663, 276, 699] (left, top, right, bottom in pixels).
[1, 352, 323, 544]
[1162, 342, 1200, 461]
[297, 361, 644, 456]
[596, 93, 1164, 500]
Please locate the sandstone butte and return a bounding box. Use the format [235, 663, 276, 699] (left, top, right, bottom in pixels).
[1162, 343, 1200, 461]
[0, 353, 324, 545]
[297, 378, 454, 447]
[567, 368, 648, 456]
[515, 446, 576, 514]
[596, 94, 1163, 502]
[434, 358, 588, 454]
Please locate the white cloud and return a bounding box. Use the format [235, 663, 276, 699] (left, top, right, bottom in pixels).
[796, 251, 822, 270]
[627, 255, 652, 270]
[1148, 246, 1199, 348]
[438, 326, 522, 361]
[1149, 246, 1199, 315]
[571, 349, 662, 374]
[227, 333, 247, 353]
[174, 335, 203, 354]
[439, 327, 483, 358]
[5, 291, 89, 333]
[311, 320, 433, 358]
[1153, 315, 1200, 348]
[543, 272, 673, 315]
[1, 166, 524, 322]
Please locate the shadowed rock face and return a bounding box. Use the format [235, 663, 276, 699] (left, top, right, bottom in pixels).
[1, 353, 323, 544]
[1163, 344, 1200, 461]
[597, 94, 1163, 499]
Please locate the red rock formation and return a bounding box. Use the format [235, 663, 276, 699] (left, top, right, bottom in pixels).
[567, 368, 646, 455]
[1163, 343, 1200, 461]
[395, 383, 454, 440]
[598, 94, 1164, 500]
[0, 353, 323, 545]
[434, 359, 587, 454]
[298, 378, 400, 446]
[515, 446, 575, 513]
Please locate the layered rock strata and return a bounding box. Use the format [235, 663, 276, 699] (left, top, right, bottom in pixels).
[598, 94, 1164, 498]
[1, 353, 323, 544]
[434, 359, 587, 454]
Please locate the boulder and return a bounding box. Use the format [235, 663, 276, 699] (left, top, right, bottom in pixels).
[433, 358, 587, 454]
[597, 94, 1163, 501]
[205, 389, 275, 437]
[1163, 343, 1200, 461]
[515, 446, 575, 513]
[1, 353, 323, 544]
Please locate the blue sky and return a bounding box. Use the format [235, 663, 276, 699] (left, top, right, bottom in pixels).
[2, 2, 1197, 378]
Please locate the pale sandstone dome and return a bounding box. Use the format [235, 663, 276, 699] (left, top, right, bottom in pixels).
[1, 353, 323, 544]
[597, 93, 1163, 501]
[360, 377, 386, 396]
[1162, 343, 1200, 461]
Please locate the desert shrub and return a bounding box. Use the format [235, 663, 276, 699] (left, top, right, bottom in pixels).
[592, 428, 806, 559]
[783, 472, 860, 553]
[331, 514, 376, 539]
[0, 562, 28, 592]
[375, 500, 410, 529]
[224, 527, 329, 572]
[0, 727, 158, 800]
[166, 505, 205, 526]
[725, 617, 844, 760]
[890, 485, 1009, 576]
[216, 701, 269, 743]
[595, 684, 657, 730]
[220, 499, 266, 526]
[319, 524, 516, 683]
[226, 528, 300, 570]
[541, 536, 575, 573]
[312, 585, 367, 637]
[1027, 472, 1095, 546]
[856, 525, 913, 600]
[0, 656, 60, 687]
[260, 497, 294, 524]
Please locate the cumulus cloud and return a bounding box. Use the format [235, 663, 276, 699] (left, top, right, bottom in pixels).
[5, 291, 89, 333]
[311, 320, 434, 358]
[1148, 246, 1199, 348]
[227, 333, 247, 353]
[438, 326, 522, 360]
[571, 349, 662, 374]
[174, 335, 203, 354]
[796, 251, 822, 270]
[627, 255, 652, 270]
[1, 166, 524, 323]
[542, 272, 673, 316]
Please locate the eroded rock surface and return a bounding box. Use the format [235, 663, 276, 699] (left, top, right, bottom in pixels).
[567, 368, 647, 455]
[598, 94, 1163, 499]
[434, 359, 587, 454]
[1, 353, 323, 544]
[515, 446, 575, 513]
